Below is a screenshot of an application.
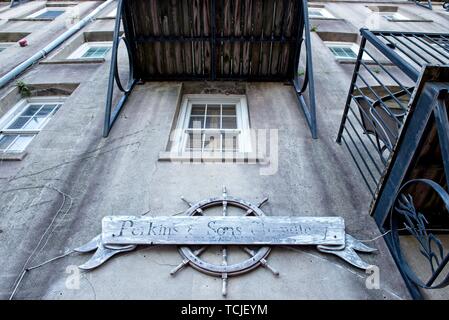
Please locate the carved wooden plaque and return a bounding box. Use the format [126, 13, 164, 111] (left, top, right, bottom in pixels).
[102, 216, 345, 246]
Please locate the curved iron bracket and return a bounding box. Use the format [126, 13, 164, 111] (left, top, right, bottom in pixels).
[292, 0, 317, 139]
[103, 0, 138, 137]
[390, 179, 449, 290]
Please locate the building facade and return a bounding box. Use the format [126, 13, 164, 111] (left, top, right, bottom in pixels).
[0, 0, 448, 299]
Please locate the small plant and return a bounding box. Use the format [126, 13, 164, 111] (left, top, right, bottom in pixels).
[16, 80, 31, 97]
[297, 69, 305, 77]
[373, 68, 381, 74]
[311, 25, 318, 32]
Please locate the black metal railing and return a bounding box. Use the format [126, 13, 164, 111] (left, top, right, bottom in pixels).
[370, 80, 449, 299]
[336, 29, 449, 196]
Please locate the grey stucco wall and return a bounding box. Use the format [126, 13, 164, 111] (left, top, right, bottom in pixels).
[1, 0, 448, 299]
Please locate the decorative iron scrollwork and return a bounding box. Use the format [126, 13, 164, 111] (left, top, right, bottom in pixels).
[390, 179, 449, 289]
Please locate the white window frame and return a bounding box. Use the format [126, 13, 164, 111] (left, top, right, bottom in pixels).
[171, 94, 251, 155]
[26, 7, 66, 19]
[308, 7, 335, 19]
[0, 96, 65, 153]
[325, 41, 373, 62]
[67, 41, 113, 60]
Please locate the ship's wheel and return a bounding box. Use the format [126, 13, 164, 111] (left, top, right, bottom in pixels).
[170, 187, 279, 296]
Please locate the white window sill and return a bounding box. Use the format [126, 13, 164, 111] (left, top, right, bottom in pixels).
[10, 17, 59, 22]
[309, 17, 342, 21]
[336, 58, 377, 65]
[158, 151, 269, 164]
[40, 58, 106, 65]
[0, 151, 27, 161]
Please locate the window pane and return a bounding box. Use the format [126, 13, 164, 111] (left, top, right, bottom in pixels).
[37, 104, 57, 116]
[205, 116, 220, 129]
[222, 104, 236, 116]
[23, 116, 47, 130]
[344, 48, 357, 58]
[203, 133, 220, 151]
[222, 133, 239, 151]
[0, 135, 17, 151]
[330, 46, 357, 59]
[188, 116, 204, 129]
[206, 104, 220, 116]
[22, 105, 42, 116]
[7, 135, 34, 152]
[82, 47, 111, 58]
[222, 117, 237, 129]
[191, 104, 206, 116]
[37, 10, 64, 19]
[185, 132, 202, 151]
[7, 116, 31, 129]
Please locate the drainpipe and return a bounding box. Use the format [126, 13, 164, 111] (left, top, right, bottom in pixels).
[0, 0, 116, 89]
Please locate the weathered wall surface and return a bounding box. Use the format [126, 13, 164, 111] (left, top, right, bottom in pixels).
[0, 0, 448, 299]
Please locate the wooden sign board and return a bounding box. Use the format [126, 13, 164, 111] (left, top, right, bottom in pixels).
[102, 216, 345, 246]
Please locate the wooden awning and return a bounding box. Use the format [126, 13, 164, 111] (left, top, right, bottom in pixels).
[122, 0, 303, 80]
[104, 0, 316, 138]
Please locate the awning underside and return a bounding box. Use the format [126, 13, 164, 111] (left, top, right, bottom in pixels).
[124, 0, 303, 80]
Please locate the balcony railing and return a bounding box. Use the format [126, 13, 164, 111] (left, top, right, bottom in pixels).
[336, 29, 449, 196]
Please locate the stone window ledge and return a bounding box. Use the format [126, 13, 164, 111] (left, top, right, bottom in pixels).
[309, 17, 344, 21]
[0, 151, 27, 161]
[9, 18, 56, 22]
[40, 58, 106, 65]
[158, 151, 269, 164]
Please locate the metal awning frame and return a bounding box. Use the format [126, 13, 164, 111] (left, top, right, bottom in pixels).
[103, 0, 317, 138]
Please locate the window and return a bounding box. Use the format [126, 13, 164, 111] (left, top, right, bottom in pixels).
[382, 12, 410, 21]
[67, 42, 112, 59]
[329, 46, 358, 59]
[27, 8, 65, 19]
[308, 7, 335, 19]
[81, 46, 111, 58]
[0, 98, 64, 153]
[325, 42, 373, 62]
[172, 95, 251, 154]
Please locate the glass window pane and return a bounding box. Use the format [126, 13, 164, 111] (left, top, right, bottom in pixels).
[222, 117, 237, 129]
[222, 133, 239, 151]
[191, 104, 206, 116]
[82, 47, 110, 58]
[222, 104, 236, 116]
[0, 135, 17, 151]
[330, 46, 357, 59]
[22, 105, 42, 116]
[206, 104, 220, 116]
[7, 116, 31, 129]
[185, 133, 202, 151]
[37, 10, 64, 19]
[205, 116, 220, 129]
[188, 116, 204, 129]
[37, 104, 57, 116]
[23, 116, 47, 130]
[343, 47, 357, 58]
[7, 135, 34, 152]
[203, 133, 220, 151]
